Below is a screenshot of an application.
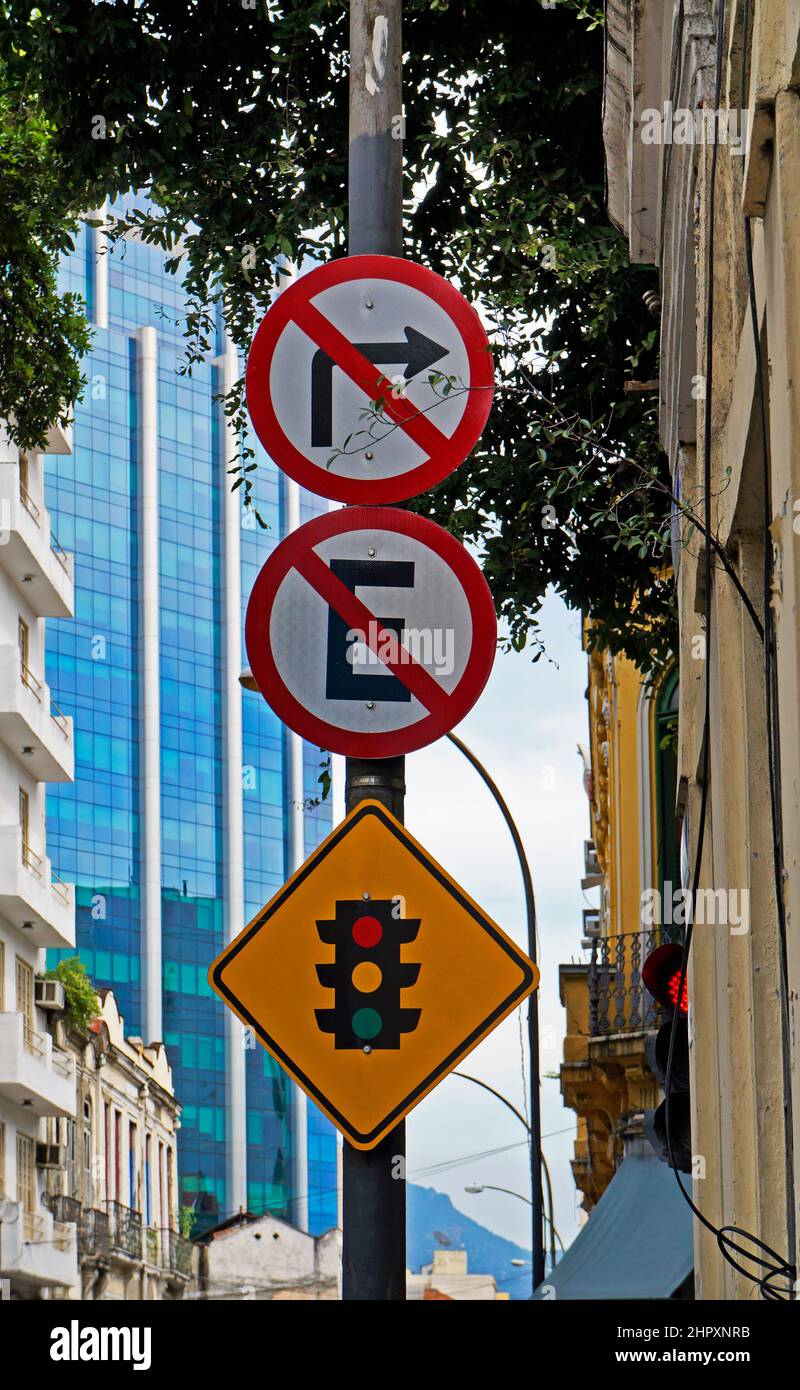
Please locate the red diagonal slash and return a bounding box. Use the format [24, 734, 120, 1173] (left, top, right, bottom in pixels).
[292, 299, 458, 465]
[294, 546, 452, 719]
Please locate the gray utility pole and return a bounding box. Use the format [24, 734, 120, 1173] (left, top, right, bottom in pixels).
[342, 0, 406, 1301]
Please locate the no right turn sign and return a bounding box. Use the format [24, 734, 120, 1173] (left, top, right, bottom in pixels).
[246, 255, 495, 504]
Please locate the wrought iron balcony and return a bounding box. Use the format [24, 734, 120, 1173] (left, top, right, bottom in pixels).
[79, 1207, 110, 1259]
[588, 929, 675, 1038]
[43, 1192, 82, 1225]
[160, 1228, 193, 1278]
[106, 1200, 142, 1259]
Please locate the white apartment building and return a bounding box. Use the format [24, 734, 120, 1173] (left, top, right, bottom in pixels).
[0, 422, 78, 1299]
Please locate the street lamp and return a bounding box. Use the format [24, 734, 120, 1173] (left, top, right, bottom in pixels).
[465, 1185, 564, 1271]
[446, 731, 545, 1293]
[452, 1070, 557, 1276]
[464, 1182, 532, 1205]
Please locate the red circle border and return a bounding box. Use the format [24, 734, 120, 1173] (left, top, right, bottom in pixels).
[246, 256, 494, 505]
[245, 508, 497, 758]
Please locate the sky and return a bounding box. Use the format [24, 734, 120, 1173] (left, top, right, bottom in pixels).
[332, 587, 592, 1263]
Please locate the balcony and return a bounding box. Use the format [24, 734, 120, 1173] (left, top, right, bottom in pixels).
[78, 1207, 110, 1261]
[0, 1012, 76, 1116]
[0, 473, 74, 618]
[587, 928, 666, 1042]
[159, 1227, 193, 1280]
[0, 646, 73, 781]
[0, 1199, 78, 1290]
[43, 1193, 83, 1225]
[106, 1200, 143, 1260]
[560, 929, 673, 1207]
[0, 824, 75, 949]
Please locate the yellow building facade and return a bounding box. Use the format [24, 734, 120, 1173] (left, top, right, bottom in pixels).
[560, 640, 677, 1210]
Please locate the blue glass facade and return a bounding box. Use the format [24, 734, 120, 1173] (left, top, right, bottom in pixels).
[45, 207, 338, 1235]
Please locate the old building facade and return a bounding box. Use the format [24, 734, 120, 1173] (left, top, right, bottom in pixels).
[600, 0, 800, 1296]
[560, 639, 678, 1211]
[43, 989, 191, 1300]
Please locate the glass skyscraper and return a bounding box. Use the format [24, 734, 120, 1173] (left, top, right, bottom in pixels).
[44, 199, 338, 1235]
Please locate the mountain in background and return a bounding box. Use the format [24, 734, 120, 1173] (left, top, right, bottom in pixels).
[408, 1184, 532, 1300]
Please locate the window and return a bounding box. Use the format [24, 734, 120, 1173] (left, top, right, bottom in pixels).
[18, 616, 28, 678]
[16, 1134, 35, 1212]
[15, 956, 34, 1051]
[19, 787, 29, 864]
[114, 1110, 121, 1203]
[83, 1098, 93, 1204]
[18, 452, 29, 505]
[129, 1122, 138, 1213]
[0, 1122, 5, 1196]
[104, 1101, 111, 1205]
[159, 1142, 167, 1229]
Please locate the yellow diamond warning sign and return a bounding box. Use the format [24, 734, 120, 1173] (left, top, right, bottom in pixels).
[209, 800, 538, 1149]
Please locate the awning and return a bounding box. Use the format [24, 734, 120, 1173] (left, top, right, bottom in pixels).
[533, 1151, 694, 1300]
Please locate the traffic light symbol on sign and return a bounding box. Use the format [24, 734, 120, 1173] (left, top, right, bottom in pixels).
[315, 898, 421, 1049]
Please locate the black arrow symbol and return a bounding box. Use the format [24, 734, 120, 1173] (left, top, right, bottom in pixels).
[311, 326, 449, 448]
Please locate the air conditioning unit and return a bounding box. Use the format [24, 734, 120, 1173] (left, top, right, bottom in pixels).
[36, 1142, 66, 1169]
[582, 909, 601, 939]
[35, 978, 65, 1011]
[582, 839, 602, 891]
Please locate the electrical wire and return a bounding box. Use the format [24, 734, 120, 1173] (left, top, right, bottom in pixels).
[661, 0, 796, 1300]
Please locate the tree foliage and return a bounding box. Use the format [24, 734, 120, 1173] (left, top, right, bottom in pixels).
[47, 955, 99, 1033]
[0, 0, 674, 670]
[0, 84, 89, 449]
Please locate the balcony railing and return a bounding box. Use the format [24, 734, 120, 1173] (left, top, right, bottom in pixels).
[23, 1210, 45, 1242]
[53, 1220, 72, 1252]
[50, 701, 70, 736]
[20, 659, 43, 700]
[79, 1207, 110, 1259]
[19, 481, 40, 524]
[159, 1228, 193, 1278]
[43, 1193, 82, 1225]
[51, 871, 70, 905]
[588, 929, 676, 1038]
[22, 841, 43, 878]
[146, 1226, 159, 1265]
[23, 1022, 46, 1058]
[50, 534, 70, 573]
[106, 1200, 142, 1259]
[51, 1046, 73, 1079]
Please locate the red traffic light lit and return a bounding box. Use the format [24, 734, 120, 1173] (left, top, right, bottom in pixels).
[642, 942, 688, 1014]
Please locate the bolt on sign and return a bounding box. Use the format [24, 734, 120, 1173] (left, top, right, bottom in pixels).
[245, 254, 494, 504]
[209, 801, 538, 1150]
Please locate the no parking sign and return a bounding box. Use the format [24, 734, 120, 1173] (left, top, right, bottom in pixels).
[245, 508, 497, 758]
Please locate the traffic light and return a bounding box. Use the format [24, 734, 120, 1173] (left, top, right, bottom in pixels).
[315, 898, 421, 1049]
[642, 942, 692, 1173]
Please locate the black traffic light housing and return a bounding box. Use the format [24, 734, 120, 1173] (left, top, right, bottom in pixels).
[642, 942, 692, 1174]
[315, 898, 421, 1049]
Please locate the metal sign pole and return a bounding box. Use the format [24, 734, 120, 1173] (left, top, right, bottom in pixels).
[343, 0, 406, 1301]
